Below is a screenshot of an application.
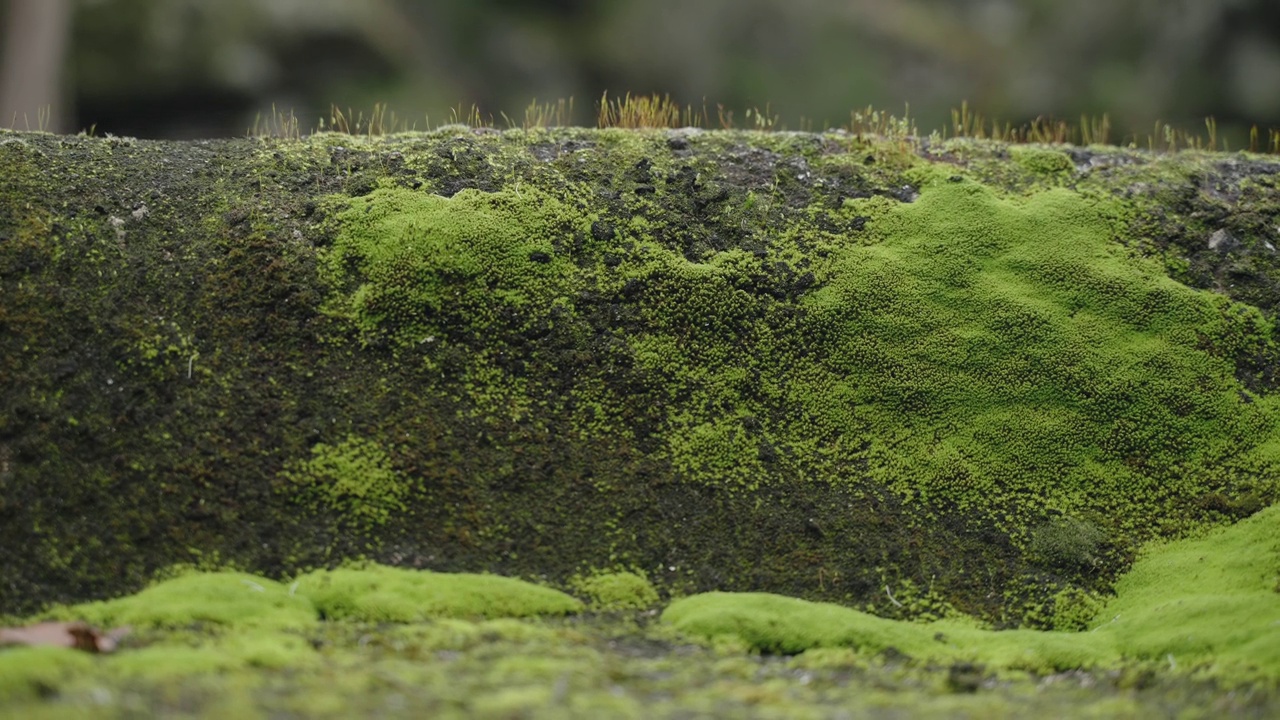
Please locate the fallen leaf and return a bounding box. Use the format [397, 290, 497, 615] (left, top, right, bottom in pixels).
[0, 621, 131, 653]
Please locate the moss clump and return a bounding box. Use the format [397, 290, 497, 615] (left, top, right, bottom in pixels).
[1050, 587, 1105, 632]
[0, 646, 95, 702]
[665, 590, 1107, 672]
[571, 571, 660, 610]
[319, 185, 584, 348]
[106, 629, 322, 680]
[812, 180, 1279, 543]
[279, 435, 408, 528]
[43, 569, 317, 631]
[665, 502, 1280, 682]
[1010, 146, 1075, 175]
[35, 564, 580, 634]
[293, 564, 584, 622]
[1095, 502, 1280, 679]
[2, 564, 582, 694]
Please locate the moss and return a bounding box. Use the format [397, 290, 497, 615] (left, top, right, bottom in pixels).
[2, 564, 581, 693]
[664, 502, 1280, 683]
[319, 184, 585, 350]
[279, 435, 409, 528]
[293, 564, 583, 622]
[808, 180, 1278, 544]
[3, 571, 1276, 717]
[1010, 146, 1075, 175]
[0, 647, 95, 702]
[1049, 587, 1105, 633]
[33, 563, 579, 639]
[1028, 517, 1106, 570]
[42, 569, 317, 631]
[665, 591, 1107, 673]
[571, 570, 660, 610]
[104, 629, 320, 680]
[1094, 501, 1280, 679]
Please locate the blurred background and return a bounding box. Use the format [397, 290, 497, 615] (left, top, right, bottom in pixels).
[2, 0, 1279, 142]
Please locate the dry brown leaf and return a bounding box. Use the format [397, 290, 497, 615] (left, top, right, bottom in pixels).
[0, 621, 131, 653]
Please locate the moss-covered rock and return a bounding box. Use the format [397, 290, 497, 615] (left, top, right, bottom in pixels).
[664, 501, 1280, 683]
[0, 564, 584, 702]
[1, 126, 1278, 630]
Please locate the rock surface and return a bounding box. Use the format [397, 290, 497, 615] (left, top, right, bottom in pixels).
[1, 127, 1277, 627]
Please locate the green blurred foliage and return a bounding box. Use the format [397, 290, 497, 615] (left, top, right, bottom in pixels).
[10, 0, 1280, 139]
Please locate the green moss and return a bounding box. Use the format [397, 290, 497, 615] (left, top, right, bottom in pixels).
[2, 565, 582, 694]
[43, 569, 317, 631]
[0, 647, 95, 701]
[664, 502, 1280, 682]
[571, 570, 660, 610]
[1048, 587, 1105, 632]
[33, 564, 581, 640]
[665, 591, 1107, 673]
[293, 564, 583, 622]
[807, 180, 1278, 540]
[279, 435, 409, 528]
[319, 185, 585, 349]
[1094, 502, 1280, 679]
[104, 629, 319, 681]
[1010, 146, 1075, 175]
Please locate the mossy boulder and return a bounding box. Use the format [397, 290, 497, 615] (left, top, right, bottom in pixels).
[1, 127, 1278, 628]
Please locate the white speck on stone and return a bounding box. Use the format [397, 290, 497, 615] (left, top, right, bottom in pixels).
[1207, 229, 1237, 252]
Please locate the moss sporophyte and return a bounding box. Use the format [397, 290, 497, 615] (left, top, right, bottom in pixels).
[2, 123, 1280, 712]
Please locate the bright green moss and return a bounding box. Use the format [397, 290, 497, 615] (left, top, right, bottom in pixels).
[571, 570, 660, 610]
[1093, 502, 1280, 679]
[0, 646, 95, 702]
[3, 565, 582, 693]
[43, 569, 317, 631]
[665, 502, 1280, 682]
[560, 164, 1280, 567]
[33, 563, 582, 639]
[320, 185, 585, 348]
[802, 180, 1279, 539]
[104, 630, 319, 680]
[279, 435, 408, 527]
[664, 590, 1108, 673]
[1048, 587, 1105, 632]
[293, 564, 584, 622]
